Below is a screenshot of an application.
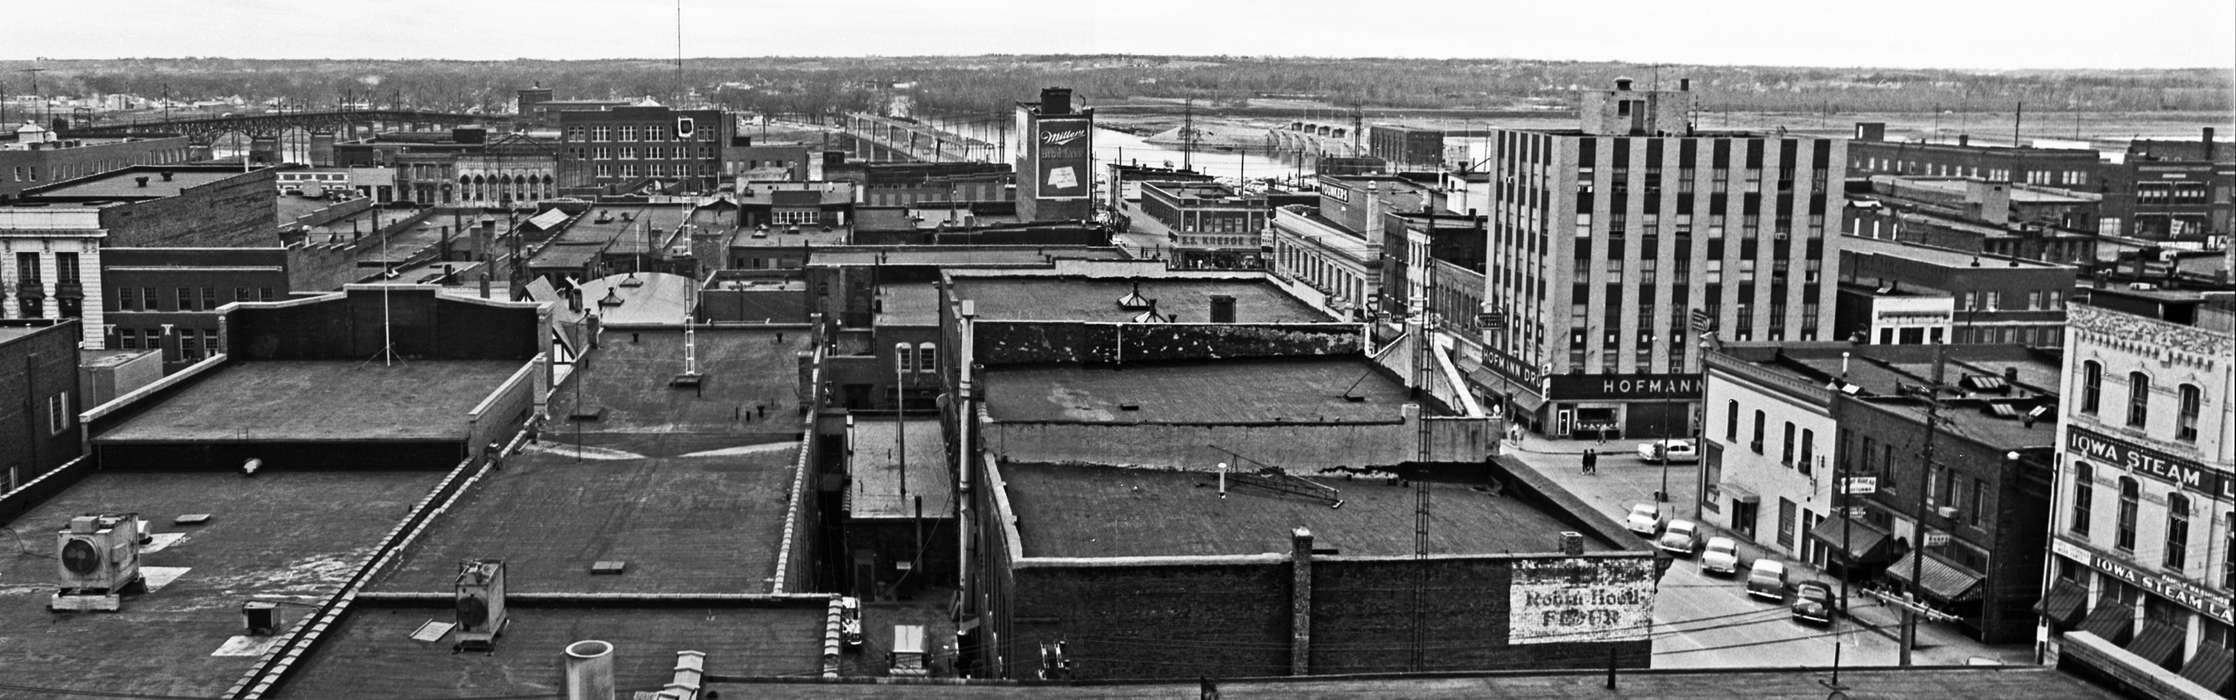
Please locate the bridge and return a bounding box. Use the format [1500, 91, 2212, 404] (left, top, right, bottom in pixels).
[1264, 121, 1364, 159]
[837, 113, 992, 164]
[64, 109, 491, 145]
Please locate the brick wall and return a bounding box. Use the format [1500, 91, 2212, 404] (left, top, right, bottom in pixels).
[227, 288, 541, 361]
[975, 321, 1361, 366]
[0, 321, 84, 489]
[99, 169, 277, 247]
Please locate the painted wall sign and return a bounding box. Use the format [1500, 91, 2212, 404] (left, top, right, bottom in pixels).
[1508, 557, 1657, 645]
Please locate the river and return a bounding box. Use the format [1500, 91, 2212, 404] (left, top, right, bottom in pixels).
[919, 116, 1312, 188]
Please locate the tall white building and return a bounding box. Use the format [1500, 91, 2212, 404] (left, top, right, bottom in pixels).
[2040, 290, 2234, 698]
[1481, 78, 1846, 438]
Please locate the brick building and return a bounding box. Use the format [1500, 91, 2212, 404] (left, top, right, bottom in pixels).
[2101, 129, 2233, 244]
[0, 319, 82, 491]
[1, 124, 195, 200]
[336, 128, 570, 206]
[1481, 78, 1847, 438]
[1843, 176, 2103, 264]
[1369, 125, 1445, 170]
[831, 161, 1011, 208]
[1847, 123, 2102, 190]
[2038, 291, 2234, 699]
[1269, 174, 1433, 320]
[1834, 235, 2078, 347]
[1010, 88, 1093, 222]
[1136, 181, 1268, 269]
[560, 103, 730, 195]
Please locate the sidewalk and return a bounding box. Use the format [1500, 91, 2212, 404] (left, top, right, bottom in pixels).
[1500, 432, 2035, 666]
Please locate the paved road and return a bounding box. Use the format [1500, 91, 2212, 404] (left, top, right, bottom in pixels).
[1501, 435, 2036, 669]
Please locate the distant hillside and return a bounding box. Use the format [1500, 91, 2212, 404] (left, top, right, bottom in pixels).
[0, 55, 2223, 119]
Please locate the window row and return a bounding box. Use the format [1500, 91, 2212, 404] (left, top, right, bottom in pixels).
[2069, 464, 2229, 581]
[2078, 361, 2204, 441]
[114, 286, 275, 312]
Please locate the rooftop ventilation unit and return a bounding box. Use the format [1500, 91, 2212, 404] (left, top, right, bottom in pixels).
[453, 559, 509, 652]
[1115, 280, 1152, 310]
[51, 513, 146, 612]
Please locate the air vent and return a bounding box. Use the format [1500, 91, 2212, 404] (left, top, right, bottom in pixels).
[1118, 403, 1141, 411]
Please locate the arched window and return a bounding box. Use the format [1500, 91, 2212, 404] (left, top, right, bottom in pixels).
[1751, 410, 1766, 453]
[1725, 400, 1739, 442]
[2115, 477, 2139, 551]
[2079, 360, 2100, 413]
[2070, 462, 2093, 536]
[2176, 384, 2201, 442]
[2125, 371, 2150, 427]
[916, 342, 937, 375]
[2163, 493, 2189, 571]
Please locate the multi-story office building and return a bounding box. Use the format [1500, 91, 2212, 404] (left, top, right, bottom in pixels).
[2103, 129, 2233, 244]
[2, 124, 195, 200]
[1481, 78, 1846, 437]
[2039, 288, 2234, 699]
[559, 103, 728, 195]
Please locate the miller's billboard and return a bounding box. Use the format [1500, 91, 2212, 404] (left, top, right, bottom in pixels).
[1031, 116, 1092, 201]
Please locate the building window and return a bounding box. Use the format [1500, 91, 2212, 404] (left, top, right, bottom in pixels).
[143, 287, 159, 312]
[1751, 410, 1766, 453]
[917, 342, 937, 374]
[2164, 493, 2189, 571]
[2080, 361, 2100, 414]
[2125, 372, 2150, 428]
[1969, 477, 1985, 527]
[1798, 429, 1814, 474]
[2176, 384, 2201, 442]
[1725, 400, 1739, 442]
[1781, 421, 1796, 466]
[177, 287, 196, 312]
[47, 392, 70, 435]
[202, 287, 217, 311]
[2114, 476, 2139, 552]
[2071, 462, 2093, 536]
[118, 286, 137, 311]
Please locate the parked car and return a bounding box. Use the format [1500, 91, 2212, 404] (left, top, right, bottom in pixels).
[1624, 503, 1664, 537]
[1745, 559, 1790, 601]
[1700, 537, 1740, 575]
[1636, 438, 1701, 463]
[1657, 519, 1702, 556]
[1790, 581, 1836, 625]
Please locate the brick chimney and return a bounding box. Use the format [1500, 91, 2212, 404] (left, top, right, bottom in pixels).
[1290, 527, 1314, 675]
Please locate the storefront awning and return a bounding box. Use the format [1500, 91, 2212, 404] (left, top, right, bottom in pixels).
[1719, 482, 1761, 504]
[2124, 619, 2185, 669]
[1807, 516, 1896, 565]
[2036, 579, 2088, 629]
[2179, 642, 2234, 696]
[2078, 602, 2136, 645]
[1885, 552, 1984, 602]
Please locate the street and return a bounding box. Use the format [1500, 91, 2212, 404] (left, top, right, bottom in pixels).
[1500, 434, 2038, 668]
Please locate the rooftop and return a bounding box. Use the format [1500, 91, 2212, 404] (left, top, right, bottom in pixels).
[847, 419, 951, 520]
[95, 360, 526, 445]
[0, 469, 445, 698]
[808, 246, 1129, 267]
[1841, 234, 2073, 270]
[1889, 176, 2100, 204]
[570, 271, 699, 326]
[1002, 462, 1604, 558]
[951, 277, 1329, 323]
[982, 359, 1407, 424]
[552, 327, 812, 457]
[730, 223, 849, 248]
[23, 167, 244, 200]
[698, 666, 2118, 698]
[368, 449, 801, 595]
[276, 603, 827, 699]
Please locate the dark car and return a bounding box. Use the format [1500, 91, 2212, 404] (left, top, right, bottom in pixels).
[1790, 581, 1836, 625]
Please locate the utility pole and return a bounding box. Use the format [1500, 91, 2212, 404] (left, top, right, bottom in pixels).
[1896, 347, 1959, 666]
[1181, 98, 1195, 172]
[1408, 272, 1438, 672]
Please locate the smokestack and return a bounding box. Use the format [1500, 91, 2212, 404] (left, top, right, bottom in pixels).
[564, 640, 616, 700]
[1290, 527, 1314, 676]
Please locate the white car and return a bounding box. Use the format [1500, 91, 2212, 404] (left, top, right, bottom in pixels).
[1700, 536, 1740, 575]
[1637, 438, 1701, 464]
[1624, 503, 1664, 537]
[1657, 519, 1702, 556]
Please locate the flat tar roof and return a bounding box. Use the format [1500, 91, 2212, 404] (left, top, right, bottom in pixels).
[368, 448, 800, 595]
[0, 470, 446, 698]
[700, 666, 2118, 698]
[27, 168, 241, 199]
[275, 604, 828, 699]
[1001, 463, 1603, 558]
[952, 277, 1329, 323]
[1841, 234, 2073, 270]
[808, 247, 1130, 266]
[847, 419, 951, 520]
[555, 327, 812, 457]
[96, 360, 526, 444]
[982, 359, 1407, 424]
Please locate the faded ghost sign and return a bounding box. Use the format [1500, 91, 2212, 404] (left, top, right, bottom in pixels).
[1508, 557, 1657, 645]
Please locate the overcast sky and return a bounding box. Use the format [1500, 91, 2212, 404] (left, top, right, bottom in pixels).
[6, 0, 2232, 70]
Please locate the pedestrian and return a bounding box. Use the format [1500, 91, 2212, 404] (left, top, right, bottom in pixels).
[1582, 448, 1598, 475]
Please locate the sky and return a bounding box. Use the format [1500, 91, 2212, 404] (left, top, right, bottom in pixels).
[4, 0, 2232, 70]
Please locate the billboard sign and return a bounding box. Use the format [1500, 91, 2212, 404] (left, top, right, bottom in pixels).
[1508, 557, 1656, 645]
[1033, 116, 1092, 201]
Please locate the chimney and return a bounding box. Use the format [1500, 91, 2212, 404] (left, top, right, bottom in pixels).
[1039, 87, 1073, 115]
[1290, 527, 1314, 676]
[1614, 77, 1633, 91]
[564, 640, 616, 700]
[2205, 127, 2216, 161]
[160, 170, 174, 181]
[134, 176, 150, 188]
[1559, 531, 1586, 556]
[1969, 181, 2011, 225]
[1958, 134, 1969, 147]
[1209, 295, 1237, 323]
[2003, 366, 2019, 388]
